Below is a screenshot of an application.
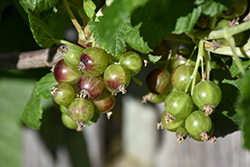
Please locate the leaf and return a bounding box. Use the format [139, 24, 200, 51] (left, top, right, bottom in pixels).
[22, 96, 42, 130]
[28, 3, 70, 48]
[141, 54, 162, 64]
[210, 78, 243, 137]
[230, 58, 250, 78]
[125, 23, 152, 53]
[83, 0, 96, 20]
[174, 6, 201, 34]
[131, 0, 195, 49]
[90, 17, 132, 55]
[35, 72, 58, 98]
[20, 0, 59, 12]
[201, 0, 229, 16]
[22, 72, 58, 130]
[236, 71, 250, 150]
[89, 0, 148, 55]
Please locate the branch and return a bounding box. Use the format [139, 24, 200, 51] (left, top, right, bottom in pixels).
[204, 40, 250, 58]
[0, 46, 66, 70]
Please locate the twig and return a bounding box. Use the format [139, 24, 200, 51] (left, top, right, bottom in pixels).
[0, 46, 65, 70]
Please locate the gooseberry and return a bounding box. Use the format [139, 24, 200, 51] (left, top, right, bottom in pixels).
[185, 110, 213, 141]
[146, 68, 172, 95]
[103, 64, 131, 94]
[192, 81, 222, 115]
[78, 47, 109, 76]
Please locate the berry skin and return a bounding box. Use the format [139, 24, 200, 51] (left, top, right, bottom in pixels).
[93, 89, 115, 114]
[119, 51, 142, 76]
[146, 68, 172, 95]
[185, 111, 213, 141]
[160, 111, 185, 132]
[175, 127, 188, 143]
[164, 91, 193, 119]
[168, 58, 195, 73]
[68, 98, 95, 131]
[142, 86, 173, 104]
[192, 81, 222, 116]
[51, 83, 75, 106]
[53, 59, 81, 84]
[77, 74, 105, 100]
[104, 64, 131, 94]
[78, 47, 109, 76]
[61, 113, 78, 130]
[64, 45, 84, 67]
[171, 64, 200, 92]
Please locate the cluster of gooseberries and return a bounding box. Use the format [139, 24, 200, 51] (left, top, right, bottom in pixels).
[51, 45, 142, 131]
[143, 52, 222, 143]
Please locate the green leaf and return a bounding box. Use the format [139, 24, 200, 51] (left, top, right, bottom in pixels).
[90, 17, 132, 55]
[89, 0, 148, 55]
[201, 0, 228, 16]
[212, 79, 242, 137]
[141, 54, 162, 64]
[20, 0, 59, 12]
[83, 0, 96, 20]
[230, 58, 250, 78]
[28, 3, 70, 48]
[131, 0, 195, 49]
[236, 71, 250, 150]
[22, 96, 42, 130]
[22, 72, 58, 130]
[35, 72, 58, 98]
[125, 23, 152, 53]
[174, 6, 201, 34]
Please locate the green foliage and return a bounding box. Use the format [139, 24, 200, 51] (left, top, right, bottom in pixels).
[22, 72, 58, 129]
[83, 0, 96, 20]
[27, 2, 71, 48]
[174, 7, 201, 34]
[201, 0, 228, 16]
[89, 0, 148, 55]
[20, 0, 59, 12]
[236, 71, 250, 150]
[124, 23, 152, 53]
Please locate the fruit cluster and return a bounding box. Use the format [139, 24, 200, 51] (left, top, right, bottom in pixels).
[51, 45, 142, 131]
[143, 58, 222, 143]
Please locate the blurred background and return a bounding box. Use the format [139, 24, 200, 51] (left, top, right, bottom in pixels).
[1, 3, 250, 167]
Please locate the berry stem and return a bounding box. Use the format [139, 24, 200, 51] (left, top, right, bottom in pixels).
[131, 76, 143, 86]
[186, 45, 197, 65]
[203, 40, 250, 58]
[203, 50, 211, 81]
[190, 40, 203, 95]
[200, 53, 205, 81]
[224, 34, 245, 75]
[68, 2, 90, 27]
[195, 19, 250, 40]
[62, 0, 86, 46]
[209, 15, 217, 30]
[55, 39, 76, 47]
